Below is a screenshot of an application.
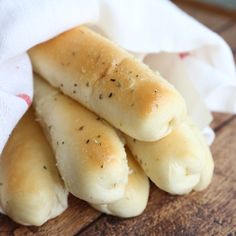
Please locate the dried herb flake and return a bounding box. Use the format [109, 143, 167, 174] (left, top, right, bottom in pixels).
[79, 126, 84, 131]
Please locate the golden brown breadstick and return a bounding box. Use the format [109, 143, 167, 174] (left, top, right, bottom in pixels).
[0, 109, 68, 226]
[33, 75, 128, 204]
[125, 118, 214, 195]
[91, 149, 149, 217]
[29, 26, 187, 141]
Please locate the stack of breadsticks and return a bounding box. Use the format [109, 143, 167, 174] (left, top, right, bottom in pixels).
[0, 26, 214, 226]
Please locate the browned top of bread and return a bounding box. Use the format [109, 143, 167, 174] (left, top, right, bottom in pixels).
[30, 26, 180, 118]
[29, 26, 186, 141]
[0, 108, 68, 226]
[0, 109, 63, 196]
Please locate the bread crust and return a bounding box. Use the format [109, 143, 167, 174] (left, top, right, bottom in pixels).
[91, 149, 149, 218]
[33, 75, 128, 204]
[0, 109, 68, 226]
[29, 26, 187, 141]
[125, 118, 214, 195]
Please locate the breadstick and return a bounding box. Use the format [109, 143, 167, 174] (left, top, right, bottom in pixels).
[91, 149, 149, 218]
[0, 109, 68, 226]
[29, 26, 187, 141]
[125, 118, 214, 195]
[33, 75, 128, 204]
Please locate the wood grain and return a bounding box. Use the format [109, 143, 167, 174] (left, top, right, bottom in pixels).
[221, 24, 236, 54]
[174, 0, 236, 20]
[210, 112, 234, 130]
[175, 2, 233, 31]
[0, 2, 236, 236]
[0, 194, 101, 236]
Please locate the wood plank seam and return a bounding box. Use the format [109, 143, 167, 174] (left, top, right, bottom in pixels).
[216, 21, 236, 33]
[77, 214, 105, 235]
[214, 115, 236, 132]
[173, 0, 236, 19]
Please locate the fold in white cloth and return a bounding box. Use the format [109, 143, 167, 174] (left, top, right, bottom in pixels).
[0, 0, 235, 153]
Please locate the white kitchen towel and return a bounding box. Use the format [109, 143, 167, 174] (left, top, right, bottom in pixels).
[0, 0, 235, 153]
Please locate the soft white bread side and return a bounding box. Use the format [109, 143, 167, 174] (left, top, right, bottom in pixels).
[29, 26, 187, 141]
[33, 74, 128, 204]
[125, 118, 214, 195]
[91, 149, 149, 218]
[0, 109, 68, 226]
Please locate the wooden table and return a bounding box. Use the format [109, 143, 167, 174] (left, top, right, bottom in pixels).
[1, 1, 236, 235]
